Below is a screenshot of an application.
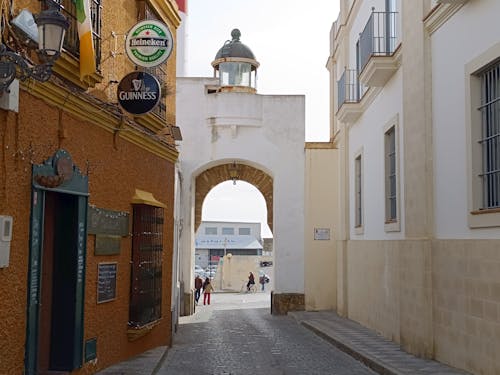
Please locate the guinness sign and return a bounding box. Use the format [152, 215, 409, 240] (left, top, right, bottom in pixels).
[117, 72, 161, 115]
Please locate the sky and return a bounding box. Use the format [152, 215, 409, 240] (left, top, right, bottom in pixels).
[184, 0, 340, 238]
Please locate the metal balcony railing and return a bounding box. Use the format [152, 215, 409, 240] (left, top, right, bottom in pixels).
[359, 9, 398, 72]
[337, 69, 366, 109]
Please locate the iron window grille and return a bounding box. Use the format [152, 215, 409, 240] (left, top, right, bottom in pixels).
[129, 204, 164, 327]
[355, 155, 363, 227]
[55, 0, 102, 72]
[385, 127, 397, 222]
[478, 62, 500, 209]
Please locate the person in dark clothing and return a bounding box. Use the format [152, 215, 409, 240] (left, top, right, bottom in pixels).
[194, 275, 203, 304]
[247, 272, 255, 292]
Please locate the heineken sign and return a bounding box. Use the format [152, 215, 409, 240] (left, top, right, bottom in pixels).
[125, 20, 173, 67]
[117, 72, 161, 115]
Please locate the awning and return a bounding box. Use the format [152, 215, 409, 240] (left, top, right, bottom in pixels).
[131, 189, 166, 208]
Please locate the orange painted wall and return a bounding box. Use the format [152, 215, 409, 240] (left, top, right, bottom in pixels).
[0, 91, 175, 374]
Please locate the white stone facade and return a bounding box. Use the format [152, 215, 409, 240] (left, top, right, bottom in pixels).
[176, 77, 305, 298]
[326, 1, 500, 374]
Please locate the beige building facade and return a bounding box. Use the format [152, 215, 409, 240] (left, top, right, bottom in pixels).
[320, 1, 500, 374]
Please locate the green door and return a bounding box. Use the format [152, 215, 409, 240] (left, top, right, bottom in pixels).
[25, 150, 88, 374]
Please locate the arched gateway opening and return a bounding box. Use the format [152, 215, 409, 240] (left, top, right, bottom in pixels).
[176, 29, 306, 318]
[195, 163, 273, 233]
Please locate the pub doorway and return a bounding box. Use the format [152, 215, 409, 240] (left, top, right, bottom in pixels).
[38, 191, 79, 373]
[24, 150, 88, 375]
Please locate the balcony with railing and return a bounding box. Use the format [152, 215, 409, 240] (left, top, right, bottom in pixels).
[358, 8, 401, 87]
[337, 68, 367, 124]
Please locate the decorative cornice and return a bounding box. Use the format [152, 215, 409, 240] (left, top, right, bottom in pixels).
[148, 0, 182, 28]
[21, 79, 179, 163]
[305, 142, 336, 150]
[424, 3, 466, 35]
[53, 52, 103, 90]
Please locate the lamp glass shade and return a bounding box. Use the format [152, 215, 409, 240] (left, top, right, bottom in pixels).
[35, 8, 69, 60]
[220, 62, 252, 87]
[38, 23, 66, 57]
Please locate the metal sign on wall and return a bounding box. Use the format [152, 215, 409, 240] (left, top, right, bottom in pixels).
[125, 20, 173, 67]
[117, 71, 161, 115]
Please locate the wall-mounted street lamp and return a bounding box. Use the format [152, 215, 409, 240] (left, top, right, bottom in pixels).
[228, 161, 239, 185]
[0, 2, 69, 94]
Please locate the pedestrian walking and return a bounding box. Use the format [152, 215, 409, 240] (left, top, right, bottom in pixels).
[259, 274, 265, 291]
[247, 272, 255, 292]
[194, 275, 203, 304]
[203, 277, 214, 305]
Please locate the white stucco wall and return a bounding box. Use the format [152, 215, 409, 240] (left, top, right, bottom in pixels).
[176, 77, 305, 294]
[348, 69, 404, 240]
[432, 0, 500, 239]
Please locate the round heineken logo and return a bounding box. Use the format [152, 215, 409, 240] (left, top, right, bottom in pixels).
[125, 20, 173, 68]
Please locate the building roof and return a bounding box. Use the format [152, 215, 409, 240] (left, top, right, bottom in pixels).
[195, 235, 262, 250]
[214, 29, 256, 60]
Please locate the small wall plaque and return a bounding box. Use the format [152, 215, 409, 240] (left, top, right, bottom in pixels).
[314, 228, 331, 241]
[95, 235, 121, 255]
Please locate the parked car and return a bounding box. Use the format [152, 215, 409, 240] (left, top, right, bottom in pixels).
[194, 265, 206, 278]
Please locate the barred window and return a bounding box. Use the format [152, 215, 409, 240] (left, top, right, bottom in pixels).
[479, 62, 500, 209]
[57, 0, 102, 71]
[385, 126, 397, 222]
[129, 204, 163, 327]
[354, 154, 363, 228]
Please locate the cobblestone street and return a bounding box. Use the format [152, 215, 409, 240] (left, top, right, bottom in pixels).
[155, 293, 376, 375]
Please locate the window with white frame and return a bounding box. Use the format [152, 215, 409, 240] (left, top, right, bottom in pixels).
[205, 227, 217, 235]
[354, 154, 363, 228]
[478, 62, 500, 210]
[221, 227, 234, 235]
[385, 126, 397, 223]
[239, 227, 251, 235]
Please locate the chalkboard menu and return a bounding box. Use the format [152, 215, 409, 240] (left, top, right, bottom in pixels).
[97, 263, 117, 303]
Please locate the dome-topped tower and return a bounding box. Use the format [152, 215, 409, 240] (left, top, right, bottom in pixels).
[211, 29, 260, 93]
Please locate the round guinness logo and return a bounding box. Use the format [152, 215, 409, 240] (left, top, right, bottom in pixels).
[117, 71, 161, 115]
[125, 20, 173, 68]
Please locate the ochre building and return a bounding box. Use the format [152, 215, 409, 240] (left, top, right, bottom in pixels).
[0, 0, 181, 374]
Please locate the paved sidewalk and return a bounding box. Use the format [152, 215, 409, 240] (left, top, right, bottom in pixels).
[97, 306, 472, 375]
[289, 310, 471, 375]
[95, 346, 167, 375]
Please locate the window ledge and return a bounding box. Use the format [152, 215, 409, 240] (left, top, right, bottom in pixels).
[53, 52, 103, 90]
[127, 319, 161, 342]
[468, 208, 500, 228]
[384, 220, 400, 232]
[354, 225, 364, 235]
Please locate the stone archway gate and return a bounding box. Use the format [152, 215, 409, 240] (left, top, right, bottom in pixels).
[176, 76, 306, 315]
